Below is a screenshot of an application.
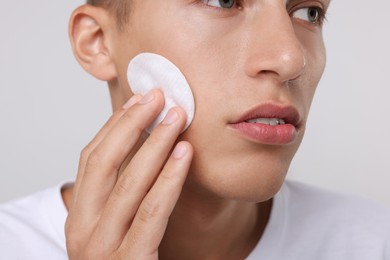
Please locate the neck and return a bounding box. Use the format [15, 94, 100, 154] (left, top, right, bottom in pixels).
[61, 178, 272, 260]
[158, 180, 272, 260]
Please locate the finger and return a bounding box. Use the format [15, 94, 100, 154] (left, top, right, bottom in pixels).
[90, 107, 187, 252]
[72, 90, 165, 231]
[66, 94, 142, 250]
[72, 94, 142, 204]
[119, 142, 193, 257]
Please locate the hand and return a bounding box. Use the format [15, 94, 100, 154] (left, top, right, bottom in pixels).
[65, 89, 193, 259]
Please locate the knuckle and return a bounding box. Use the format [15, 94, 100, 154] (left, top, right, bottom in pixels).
[86, 150, 118, 173]
[137, 200, 162, 223]
[86, 150, 102, 167]
[145, 133, 162, 147]
[87, 149, 122, 173]
[113, 179, 132, 198]
[158, 170, 183, 191]
[118, 113, 144, 138]
[119, 106, 155, 135]
[66, 240, 80, 258]
[65, 216, 76, 240]
[119, 110, 135, 123]
[158, 170, 178, 185]
[84, 244, 103, 260]
[112, 248, 156, 260]
[80, 145, 93, 163]
[111, 249, 126, 260]
[68, 240, 106, 260]
[65, 216, 108, 260]
[66, 233, 82, 257]
[64, 216, 73, 236]
[65, 218, 83, 254]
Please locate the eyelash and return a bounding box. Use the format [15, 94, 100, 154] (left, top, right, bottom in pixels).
[198, 0, 327, 26]
[198, 0, 242, 13]
[291, 5, 327, 26]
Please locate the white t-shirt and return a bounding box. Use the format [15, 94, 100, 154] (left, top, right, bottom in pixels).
[1, 181, 389, 260]
[247, 182, 390, 260]
[0, 182, 69, 260]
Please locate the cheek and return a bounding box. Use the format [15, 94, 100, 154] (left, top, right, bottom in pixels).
[306, 44, 326, 109]
[296, 27, 326, 87]
[293, 28, 326, 111]
[112, 7, 325, 200]
[114, 3, 244, 110]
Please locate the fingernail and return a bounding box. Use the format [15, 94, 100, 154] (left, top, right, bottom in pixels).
[162, 109, 179, 125]
[139, 91, 155, 105]
[172, 143, 187, 160]
[122, 95, 140, 109]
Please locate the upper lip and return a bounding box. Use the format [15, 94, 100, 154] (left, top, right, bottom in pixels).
[230, 103, 301, 127]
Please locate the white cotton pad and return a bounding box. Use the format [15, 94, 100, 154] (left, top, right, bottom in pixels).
[127, 53, 195, 133]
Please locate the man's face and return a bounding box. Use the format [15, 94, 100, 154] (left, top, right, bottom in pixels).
[109, 0, 328, 201]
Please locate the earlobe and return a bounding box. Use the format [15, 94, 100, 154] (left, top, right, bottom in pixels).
[69, 5, 117, 81]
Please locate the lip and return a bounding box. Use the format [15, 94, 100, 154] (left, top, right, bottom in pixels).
[228, 103, 301, 145]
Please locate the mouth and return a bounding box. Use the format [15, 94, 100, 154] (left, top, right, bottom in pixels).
[228, 103, 301, 145]
[245, 118, 286, 126]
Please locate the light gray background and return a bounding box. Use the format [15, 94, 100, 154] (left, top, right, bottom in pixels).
[1, 1, 389, 206]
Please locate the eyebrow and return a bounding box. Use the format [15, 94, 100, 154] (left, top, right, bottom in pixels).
[287, 0, 331, 6]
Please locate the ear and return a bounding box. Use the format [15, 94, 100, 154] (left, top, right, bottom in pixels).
[69, 5, 117, 81]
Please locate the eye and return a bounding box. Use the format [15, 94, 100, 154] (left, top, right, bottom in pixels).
[202, 0, 237, 9]
[292, 7, 324, 24]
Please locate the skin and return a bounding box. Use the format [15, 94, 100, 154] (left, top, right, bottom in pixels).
[64, 0, 329, 259]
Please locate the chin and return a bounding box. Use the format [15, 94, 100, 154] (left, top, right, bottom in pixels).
[179, 116, 304, 202]
[185, 147, 295, 203]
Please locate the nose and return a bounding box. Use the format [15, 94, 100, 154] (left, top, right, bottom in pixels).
[244, 4, 306, 83]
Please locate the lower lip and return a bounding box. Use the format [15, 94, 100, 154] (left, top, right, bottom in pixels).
[229, 122, 297, 145]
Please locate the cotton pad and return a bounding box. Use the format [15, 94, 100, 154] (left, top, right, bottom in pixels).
[127, 53, 195, 133]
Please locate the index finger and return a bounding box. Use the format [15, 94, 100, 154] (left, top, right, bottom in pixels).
[72, 94, 142, 204]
